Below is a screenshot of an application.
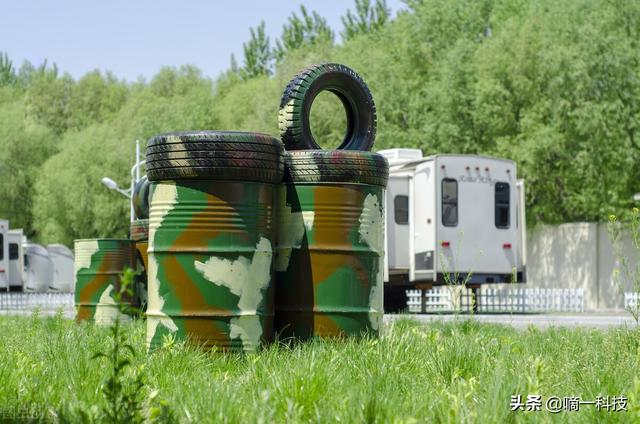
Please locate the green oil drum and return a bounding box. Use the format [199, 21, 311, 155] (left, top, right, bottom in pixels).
[146, 180, 277, 352]
[275, 151, 388, 340]
[130, 219, 149, 313]
[130, 219, 149, 243]
[74, 238, 137, 324]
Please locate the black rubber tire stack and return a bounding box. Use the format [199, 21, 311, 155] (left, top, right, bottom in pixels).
[146, 131, 285, 183]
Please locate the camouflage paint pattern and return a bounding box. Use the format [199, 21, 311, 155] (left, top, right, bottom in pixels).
[146, 180, 277, 353]
[130, 219, 149, 312]
[132, 176, 150, 219]
[74, 239, 137, 325]
[275, 182, 385, 340]
[130, 219, 149, 242]
[131, 218, 149, 271]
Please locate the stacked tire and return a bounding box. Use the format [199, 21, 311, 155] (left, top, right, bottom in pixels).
[275, 64, 389, 340]
[145, 131, 284, 353]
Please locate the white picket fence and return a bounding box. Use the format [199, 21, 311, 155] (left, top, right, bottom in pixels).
[0, 293, 74, 310]
[407, 287, 585, 313]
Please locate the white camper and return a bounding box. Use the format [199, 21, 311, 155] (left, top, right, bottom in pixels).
[0, 220, 8, 291]
[24, 244, 54, 293]
[379, 149, 527, 311]
[0, 222, 25, 291]
[8, 229, 25, 290]
[47, 244, 75, 292]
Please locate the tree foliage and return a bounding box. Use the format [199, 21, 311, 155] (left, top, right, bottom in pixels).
[0, 52, 16, 87]
[241, 21, 272, 80]
[0, 0, 638, 245]
[274, 6, 334, 62]
[341, 0, 390, 41]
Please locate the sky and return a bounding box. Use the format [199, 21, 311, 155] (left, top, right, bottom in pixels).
[1, 0, 406, 82]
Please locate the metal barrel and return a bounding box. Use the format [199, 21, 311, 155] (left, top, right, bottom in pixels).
[130, 219, 150, 314]
[146, 180, 276, 353]
[74, 239, 137, 325]
[275, 182, 386, 340]
[130, 219, 149, 242]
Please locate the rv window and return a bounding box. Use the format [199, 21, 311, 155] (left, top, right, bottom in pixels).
[9, 243, 18, 260]
[442, 179, 458, 227]
[0, 234, 3, 260]
[394, 196, 409, 225]
[495, 182, 510, 229]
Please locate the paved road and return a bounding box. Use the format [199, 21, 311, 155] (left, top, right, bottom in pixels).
[385, 313, 637, 330]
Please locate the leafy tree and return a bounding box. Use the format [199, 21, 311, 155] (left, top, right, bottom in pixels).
[241, 21, 272, 79]
[230, 54, 240, 74]
[341, 0, 390, 41]
[67, 70, 128, 130]
[0, 52, 16, 87]
[24, 62, 73, 135]
[0, 99, 57, 236]
[274, 6, 334, 61]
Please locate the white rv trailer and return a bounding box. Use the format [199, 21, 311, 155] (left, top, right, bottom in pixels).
[23, 244, 54, 293]
[8, 229, 25, 290]
[379, 149, 527, 311]
[0, 219, 8, 290]
[47, 244, 75, 292]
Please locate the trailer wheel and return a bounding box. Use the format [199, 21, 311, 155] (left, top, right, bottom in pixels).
[278, 63, 376, 151]
[145, 131, 285, 183]
[283, 150, 388, 187]
[384, 286, 408, 313]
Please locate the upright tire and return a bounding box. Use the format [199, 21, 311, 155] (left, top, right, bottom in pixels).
[278, 63, 376, 151]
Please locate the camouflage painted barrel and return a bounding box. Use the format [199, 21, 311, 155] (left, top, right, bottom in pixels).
[146, 180, 277, 352]
[130, 219, 149, 312]
[130, 219, 149, 270]
[130, 219, 149, 242]
[275, 151, 388, 339]
[74, 239, 137, 324]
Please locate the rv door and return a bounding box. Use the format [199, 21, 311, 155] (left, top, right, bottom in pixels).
[410, 162, 436, 282]
[0, 220, 8, 290]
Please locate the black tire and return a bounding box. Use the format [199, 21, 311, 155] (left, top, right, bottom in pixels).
[146, 131, 285, 183]
[284, 150, 389, 187]
[132, 176, 150, 220]
[384, 286, 408, 314]
[278, 63, 376, 151]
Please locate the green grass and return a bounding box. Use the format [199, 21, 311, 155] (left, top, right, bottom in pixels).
[0, 313, 639, 423]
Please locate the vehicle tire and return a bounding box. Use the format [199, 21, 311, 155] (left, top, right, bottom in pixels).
[146, 131, 285, 183]
[132, 176, 150, 220]
[384, 286, 408, 314]
[278, 63, 376, 151]
[283, 150, 389, 187]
